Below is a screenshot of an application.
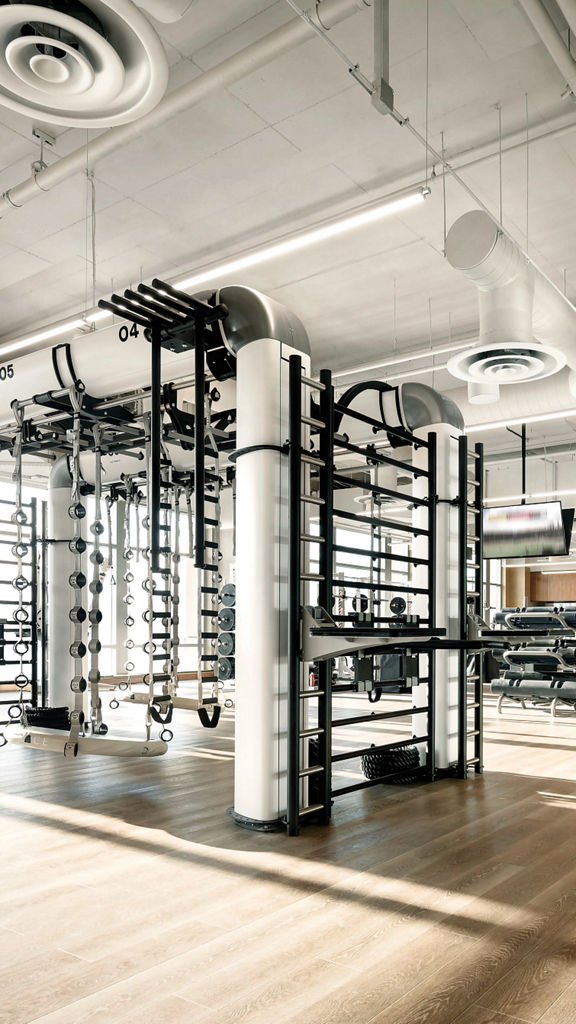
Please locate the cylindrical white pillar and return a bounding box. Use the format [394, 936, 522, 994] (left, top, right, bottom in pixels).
[233, 337, 310, 828]
[413, 422, 462, 769]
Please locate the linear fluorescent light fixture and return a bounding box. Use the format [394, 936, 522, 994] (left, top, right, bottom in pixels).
[468, 408, 576, 433]
[175, 187, 430, 291]
[485, 488, 576, 505]
[541, 568, 576, 574]
[0, 187, 428, 358]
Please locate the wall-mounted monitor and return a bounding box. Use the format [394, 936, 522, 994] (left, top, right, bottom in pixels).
[482, 501, 573, 560]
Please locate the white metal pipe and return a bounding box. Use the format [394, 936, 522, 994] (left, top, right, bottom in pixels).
[0, 0, 370, 217]
[517, 0, 576, 96]
[553, 0, 576, 47]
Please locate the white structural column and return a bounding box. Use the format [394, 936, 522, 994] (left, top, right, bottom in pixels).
[413, 422, 462, 769]
[233, 337, 311, 827]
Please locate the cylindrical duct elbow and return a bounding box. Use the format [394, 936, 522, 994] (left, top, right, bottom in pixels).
[446, 209, 573, 386]
[446, 210, 527, 289]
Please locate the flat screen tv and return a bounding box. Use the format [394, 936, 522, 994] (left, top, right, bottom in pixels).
[482, 501, 574, 560]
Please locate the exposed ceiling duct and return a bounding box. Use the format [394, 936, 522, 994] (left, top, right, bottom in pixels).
[0, 0, 370, 214]
[0, 0, 168, 126]
[445, 210, 576, 405]
[451, 369, 576, 429]
[517, 0, 576, 98]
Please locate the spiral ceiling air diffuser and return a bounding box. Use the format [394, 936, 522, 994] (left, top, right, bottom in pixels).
[0, 0, 168, 127]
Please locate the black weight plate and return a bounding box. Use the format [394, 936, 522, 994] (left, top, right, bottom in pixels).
[220, 584, 236, 607]
[218, 607, 235, 631]
[218, 632, 235, 656]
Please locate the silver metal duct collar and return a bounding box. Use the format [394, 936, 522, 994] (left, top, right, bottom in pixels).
[213, 285, 310, 357]
[399, 382, 464, 432]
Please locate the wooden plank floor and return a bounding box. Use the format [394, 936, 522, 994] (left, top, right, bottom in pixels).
[2, 693, 576, 1024]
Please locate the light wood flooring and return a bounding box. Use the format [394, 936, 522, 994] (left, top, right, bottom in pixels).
[2, 692, 576, 1024]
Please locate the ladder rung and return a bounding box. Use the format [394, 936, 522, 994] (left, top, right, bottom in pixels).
[158, 524, 171, 531]
[151, 673, 171, 682]
[299, 728, 324, 738]
[152, 653, 170, 661]
[301, 452, 325, 467]
[467, 477, 480, 486]
[467, 562, 479, 569]
[467, 756, 481, 765]
[467, 675, 480, 681]
[299, 764, 324, 777]
[467, 535, 479, 542]
[205, 540, 219, 549]
[300, 689, 325, 698]
[300, 533, 324, 543]
[300, 374, 325, 392]
[468, 591, 480, 598]
[205, 518, 219, 526]
[467, 729, 480, 737]
[300, 494, 324, 506]
[205, 495, 219, 504]
[202, 632, 218, 639]
[200, 655, 217, 662]
[298, 803, 325, 817]
[301, 573, 325, 581]
[200, 609, 217, 616]
[301, 415, 325, 430]
[152, 632, 171, 639]
[200, 587, 218, 594]
[467, 702, 480, 709]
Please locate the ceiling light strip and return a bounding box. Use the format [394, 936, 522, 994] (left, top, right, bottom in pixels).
[0, 185, 429, 359]
[467, 408, 576, 433]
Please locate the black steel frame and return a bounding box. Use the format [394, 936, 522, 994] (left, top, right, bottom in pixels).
[286, 356, 439, 835]
[457, 436, 484, 777]
[0, 495, 38, 736]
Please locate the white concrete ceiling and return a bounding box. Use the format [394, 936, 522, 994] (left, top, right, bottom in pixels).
[0, 0, 576, 457]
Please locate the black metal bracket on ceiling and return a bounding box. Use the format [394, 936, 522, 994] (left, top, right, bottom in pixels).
[98, 279, 229, 573]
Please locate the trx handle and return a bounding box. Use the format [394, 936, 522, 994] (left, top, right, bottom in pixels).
[149, 696, 174, 726]
[197, 704, 221, 729]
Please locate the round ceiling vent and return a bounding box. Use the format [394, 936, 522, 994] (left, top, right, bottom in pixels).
[447, 342, 566, 385]
[0, 1, 168, 127]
